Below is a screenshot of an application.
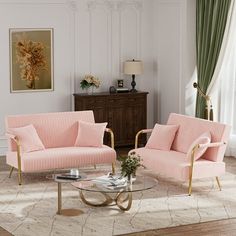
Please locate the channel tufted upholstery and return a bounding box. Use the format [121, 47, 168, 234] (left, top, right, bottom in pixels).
[5, 111, 116, 183]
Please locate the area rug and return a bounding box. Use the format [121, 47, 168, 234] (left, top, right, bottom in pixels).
[0, 157, 236, 236]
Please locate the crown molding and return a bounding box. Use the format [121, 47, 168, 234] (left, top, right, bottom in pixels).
[87, 0, 142, 12]
[66, 0, 78, 11]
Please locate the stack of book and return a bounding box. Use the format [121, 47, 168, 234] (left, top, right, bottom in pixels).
[116, 87, 129, 93]
[56, 173, 81, 180]
[93, 174, 127, 189]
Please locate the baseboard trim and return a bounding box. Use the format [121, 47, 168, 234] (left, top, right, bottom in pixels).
[0, 147, 7, 156]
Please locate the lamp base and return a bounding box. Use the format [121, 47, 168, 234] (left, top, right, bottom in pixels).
[130, 88, 137, 93]
[130, 74, 137, 93]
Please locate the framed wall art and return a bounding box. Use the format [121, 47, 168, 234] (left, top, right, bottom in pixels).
[9, 28, 54, 92]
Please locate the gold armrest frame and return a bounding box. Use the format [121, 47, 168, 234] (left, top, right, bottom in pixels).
[188, 142, 226, 196]
[105, 128, 114, 149]
[105, 128, 115, 173]
[135, 129, 153, 149]
[6, 134, 22, 185]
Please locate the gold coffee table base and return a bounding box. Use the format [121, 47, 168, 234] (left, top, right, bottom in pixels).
[57, 208, 84, 216]
[80, 190, 132, 211]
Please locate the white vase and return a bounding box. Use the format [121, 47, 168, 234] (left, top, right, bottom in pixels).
[87, 86, 94, 95]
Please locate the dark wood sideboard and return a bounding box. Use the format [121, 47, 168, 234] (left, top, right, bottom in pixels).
[73, 91, 148, 147]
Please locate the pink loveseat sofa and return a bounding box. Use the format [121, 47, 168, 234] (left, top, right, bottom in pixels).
[5, 111, 116, 185]
[133, 113, 230, 195]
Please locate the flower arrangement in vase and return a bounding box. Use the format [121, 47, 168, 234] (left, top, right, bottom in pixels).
[80, 75, 100, 94]
[120, 151, 143, 182]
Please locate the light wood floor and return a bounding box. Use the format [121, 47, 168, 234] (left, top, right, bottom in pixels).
[1, 218, 236, 236]
[121, 218, 236, 236]
[0, 227, 12, 236]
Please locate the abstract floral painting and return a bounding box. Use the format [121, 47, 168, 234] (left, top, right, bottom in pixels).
[10, 28, 53, 92]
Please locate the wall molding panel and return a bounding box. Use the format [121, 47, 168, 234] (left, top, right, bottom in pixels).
[76, 0, 143, 91]
[154, 0, 186, 123]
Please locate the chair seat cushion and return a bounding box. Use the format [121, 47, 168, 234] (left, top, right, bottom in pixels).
[6, 146, 116, 172]
[133, 148, 225, 181]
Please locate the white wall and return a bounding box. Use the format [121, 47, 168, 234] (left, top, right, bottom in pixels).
[0, 0, 155, 155]
[0, 0, 73, 155]
[153, 0, 196, 124]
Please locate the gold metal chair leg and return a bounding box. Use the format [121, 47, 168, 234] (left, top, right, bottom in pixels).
[188, 157, 194, 196]
[216, 176, 222, 191]
[112, 162, 115, 174]
[9, 167, 14, 178]
[18, 169, 22, 185]
[188, 144, 199, 196]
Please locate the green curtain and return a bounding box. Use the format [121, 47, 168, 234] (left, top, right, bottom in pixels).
[196, 0, 232, 118]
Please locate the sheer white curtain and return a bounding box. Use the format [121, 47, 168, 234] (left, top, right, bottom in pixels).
[207, 0, 236, 156]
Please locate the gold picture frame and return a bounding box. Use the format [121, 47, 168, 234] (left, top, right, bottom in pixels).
[9, 28, 54, 92]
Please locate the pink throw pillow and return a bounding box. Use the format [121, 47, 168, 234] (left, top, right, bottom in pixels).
[8, 124, 45, 153]
[145, 124, 179, 151]
[186, 132, 211, 161]
[74, 121, 107, 147]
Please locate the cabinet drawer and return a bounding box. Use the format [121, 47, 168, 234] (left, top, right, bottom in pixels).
[83, 98, 106, 108]
[127, 97, 145, 105]
[108, 98, 126, 107]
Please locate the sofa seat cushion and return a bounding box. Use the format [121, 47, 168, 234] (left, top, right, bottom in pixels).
[6, 146, 116, 172]
[133, 148, 225, 181]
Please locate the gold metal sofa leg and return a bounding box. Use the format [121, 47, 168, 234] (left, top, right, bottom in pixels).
[216, 176, 222, 191]
[16, 139, 22, 185]
[18, 169, 22, 185]
[6, 136, 22, 185]
[188, 177, 193, 196]
[9, 167, 14, 178]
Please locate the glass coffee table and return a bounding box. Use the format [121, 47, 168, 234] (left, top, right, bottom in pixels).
[71, 174, 157, 211]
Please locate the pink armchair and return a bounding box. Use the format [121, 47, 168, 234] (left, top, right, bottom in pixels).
[133, 113, 231, 195]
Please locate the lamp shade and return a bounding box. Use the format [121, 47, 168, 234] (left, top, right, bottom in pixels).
[123, 60, 143, 75]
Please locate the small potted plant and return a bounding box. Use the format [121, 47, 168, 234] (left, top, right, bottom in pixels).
[120, 151, 143, 183]
[80, 74, 100, 94]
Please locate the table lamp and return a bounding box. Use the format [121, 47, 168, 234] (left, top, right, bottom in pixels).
[124, 59, 143, 92]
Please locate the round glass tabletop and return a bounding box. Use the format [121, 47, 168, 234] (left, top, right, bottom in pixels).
[46, 173, 86, 183]
[71, 174, 157, 193]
